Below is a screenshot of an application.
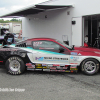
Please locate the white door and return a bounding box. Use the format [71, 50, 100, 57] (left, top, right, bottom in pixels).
[72, 17, 82, 46]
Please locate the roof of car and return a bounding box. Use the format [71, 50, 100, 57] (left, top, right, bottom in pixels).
[26, 38, 56, 41]
[15, 38, 56, 45]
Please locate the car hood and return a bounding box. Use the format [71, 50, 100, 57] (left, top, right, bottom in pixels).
[74, 46, 100, 51]
[71, 46, 100, 56]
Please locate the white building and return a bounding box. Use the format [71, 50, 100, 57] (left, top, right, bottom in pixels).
[1, 0, 100, 46]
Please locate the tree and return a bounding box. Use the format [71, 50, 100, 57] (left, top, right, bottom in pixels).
[10, 18, 22, 22]
[0, 19, 5, 23]
[0, 18, 22, 23]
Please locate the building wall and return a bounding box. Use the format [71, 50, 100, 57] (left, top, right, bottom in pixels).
[22, 0, 100, 46]
[41, 0, 100, 17]
[22, 8, 74, 45]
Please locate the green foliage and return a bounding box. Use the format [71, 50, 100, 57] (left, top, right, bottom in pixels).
[0, 18, 22, 23]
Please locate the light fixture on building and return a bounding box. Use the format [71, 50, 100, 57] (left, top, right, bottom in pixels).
[72, 21, 76, 25]
[67, 11, 70, 15]
[45, 15, 47, 18]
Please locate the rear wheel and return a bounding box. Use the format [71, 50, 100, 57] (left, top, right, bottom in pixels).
[81, 58, 99, 75]
[5, 56, 25, 75]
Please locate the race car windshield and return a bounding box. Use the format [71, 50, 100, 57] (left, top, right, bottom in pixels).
[56, 40, 73, 50]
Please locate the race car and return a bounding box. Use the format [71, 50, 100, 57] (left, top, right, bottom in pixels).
[0, 38, 100, 75]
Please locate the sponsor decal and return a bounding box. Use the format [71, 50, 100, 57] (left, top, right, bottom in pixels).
[27, 66, 35, 69]
[44, 57, 68, 62]
[70, 68, 78, 70]
[53, 64, 60, 66]
[57, 70, 65, 72]
[35, 69, 42, 71]
[71, 52, 77, 55]
[65, 65, 69, 67]
[43, 67, 48, 69]
[47, 64, 53, 67]
[44, 57, 52, 60]
[70, 65, 78, 70]
[65, 71, 70, 72]
[26, 63, 32, 66]
[36, 66, 43, 69]
[43, 69, 50, 71]
[50, 67, 56, 70]
[34, 42, 42, 44]
[52, 57, 68, 60]
[70, 66, 77, 68]
[70, 56, 74, 59]
[50, 70, 58, 72]
[26, 63, 35, 68]
[33, 42, 42, 46]
[36, 64, 42, 67]
[70, 65, 77, 68]
[70, 56, 80, 61]
[35, 56, 68, 62]
[78, 53, 81, 55]
[57, 66, 68, 70]
[63, 67, 68, 69]
[71, 71, 74, 73]
[57, 66, 62, 69]
[60, 64, 65, 66]
[42, 64, 47, 66]
[35, 57, 44, 61]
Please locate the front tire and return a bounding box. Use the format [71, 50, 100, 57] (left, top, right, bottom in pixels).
[5, 56, 25, 75]
[81, 58, 99, 75]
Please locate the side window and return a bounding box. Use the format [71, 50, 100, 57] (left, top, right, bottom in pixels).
[26, 41, 32, 47]
[33, 41, 60, 50]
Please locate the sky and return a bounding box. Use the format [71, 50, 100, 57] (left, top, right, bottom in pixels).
[0, 0, 49, 20]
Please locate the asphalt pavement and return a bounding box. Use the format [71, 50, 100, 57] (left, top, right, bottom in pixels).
[0, 67, 100, 100]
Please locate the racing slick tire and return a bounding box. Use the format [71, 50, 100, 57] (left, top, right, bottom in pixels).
[81, 58, 99, 75]
[5, 56, 25, 75]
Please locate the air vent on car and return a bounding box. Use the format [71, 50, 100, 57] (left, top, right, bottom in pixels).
[16, 43, 26, 47]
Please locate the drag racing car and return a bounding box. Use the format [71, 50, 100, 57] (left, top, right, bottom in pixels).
[0, 38, 100, 75]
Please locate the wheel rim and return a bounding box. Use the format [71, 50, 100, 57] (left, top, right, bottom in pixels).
[9, 60, 20, 72]
[84, 61, 96, 73]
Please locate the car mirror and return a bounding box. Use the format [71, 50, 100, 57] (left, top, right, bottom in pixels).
[59, 47, 64, 53]
[72, 45, 75, 50]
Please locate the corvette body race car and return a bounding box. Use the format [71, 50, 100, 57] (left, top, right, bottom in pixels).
[0, 38, 100, 75]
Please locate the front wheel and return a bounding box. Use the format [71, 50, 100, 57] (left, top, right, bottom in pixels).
[5, 56, 25, 75]
[81, 58, 99, 75]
